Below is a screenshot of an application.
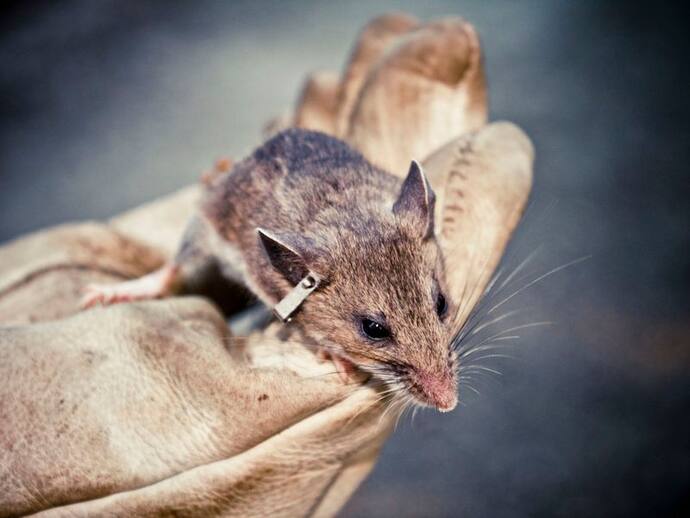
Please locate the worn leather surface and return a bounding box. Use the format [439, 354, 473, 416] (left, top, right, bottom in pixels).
[1, 298, 386, 517]
[0, 222, 163, 326]
[0, 12, 533, 517]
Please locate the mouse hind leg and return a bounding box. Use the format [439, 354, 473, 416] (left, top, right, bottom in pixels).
[81, 264, 180, 308]
[81, 215, 216, 309]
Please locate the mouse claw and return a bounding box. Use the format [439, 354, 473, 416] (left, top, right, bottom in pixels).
[315, 347, 330, 363]
[314, 348, 355, 384]
[201, 156, 233, 185]
[80, 287, 102, 309]
[331, 354, 355, 384]
[80, 284, 117, 309]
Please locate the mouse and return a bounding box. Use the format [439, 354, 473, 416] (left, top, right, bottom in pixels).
[83, 128, 458, 411]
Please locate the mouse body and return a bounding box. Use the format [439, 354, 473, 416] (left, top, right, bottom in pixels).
[84, 129, 458, 411]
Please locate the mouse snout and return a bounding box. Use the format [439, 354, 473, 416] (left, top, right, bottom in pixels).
[410, 369, 458, 412]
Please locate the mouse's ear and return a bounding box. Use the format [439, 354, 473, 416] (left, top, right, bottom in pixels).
[393, 160, 436, 239]
[257, 228, 320, 286]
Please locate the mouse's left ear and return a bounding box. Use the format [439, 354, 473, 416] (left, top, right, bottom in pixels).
[393, 160, 436, 239]
[257, 228, 323, 286]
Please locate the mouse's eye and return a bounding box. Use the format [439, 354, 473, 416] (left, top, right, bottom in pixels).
[360, 318, 391, 341]
[436, 291, 448, 319]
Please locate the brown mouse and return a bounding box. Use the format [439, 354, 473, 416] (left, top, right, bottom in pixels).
[83, 129, 458, 411]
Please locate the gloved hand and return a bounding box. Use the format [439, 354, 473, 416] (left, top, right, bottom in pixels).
[0, 13, 532, 517]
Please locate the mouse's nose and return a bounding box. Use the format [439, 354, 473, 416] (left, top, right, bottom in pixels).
[412, 369, 458, 412]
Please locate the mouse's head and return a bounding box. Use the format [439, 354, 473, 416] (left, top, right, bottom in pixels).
[258, 161, 458, 412]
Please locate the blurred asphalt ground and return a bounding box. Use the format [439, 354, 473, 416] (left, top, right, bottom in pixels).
[1, 2, 689, 517]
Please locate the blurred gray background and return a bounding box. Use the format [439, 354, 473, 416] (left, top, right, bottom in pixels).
[1, 1, 688, 516]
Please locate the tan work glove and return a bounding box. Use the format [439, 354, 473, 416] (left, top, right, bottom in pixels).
[0, 13, 532, 517]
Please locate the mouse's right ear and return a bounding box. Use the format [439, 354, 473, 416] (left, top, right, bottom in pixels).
[393, 160, 436, 240]
[256, 228, 320, 286]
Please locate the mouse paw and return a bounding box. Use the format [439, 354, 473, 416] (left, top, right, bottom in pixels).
[80, 265, 178, 309]
[332, 355, 356, 384]
[315, 347, 330, 363]
[200, 156, 233, 185]
[315, 347, 355, 384]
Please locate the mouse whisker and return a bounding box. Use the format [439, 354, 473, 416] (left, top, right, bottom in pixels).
[451, 225, 493, 330]
[467, 308, 529, 337]
[394, 397, 414, 430]
[496, 246, 543, 292]
[458, 342, 519, 360]
[455, 318, 551, 355]
[457, 333, 520, 354]
[459, 364, 503, 376]
[464, 353, 516, 362]
[450, 253, 588, 362]
[486, 255, 591, 315]
[451, 308, 526, 352]
[463, 243, 544, 322]
[377, 392, 405, 427]
[455, 334, 519, 356]
[460, 383, 481, 397]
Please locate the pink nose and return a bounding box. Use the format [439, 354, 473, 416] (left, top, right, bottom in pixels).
[414, 371, 458, 412]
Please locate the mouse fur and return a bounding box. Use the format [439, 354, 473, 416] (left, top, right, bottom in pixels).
[86, 129, 458, 411]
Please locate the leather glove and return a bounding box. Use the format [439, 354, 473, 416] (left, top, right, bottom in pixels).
[0, 12, 532, 517]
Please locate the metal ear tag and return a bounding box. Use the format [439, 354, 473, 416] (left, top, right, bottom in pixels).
[273, 272, 321, 323]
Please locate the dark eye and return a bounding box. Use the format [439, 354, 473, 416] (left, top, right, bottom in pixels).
[436, 292, 448, 318]
[360, 318, 391, 341]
